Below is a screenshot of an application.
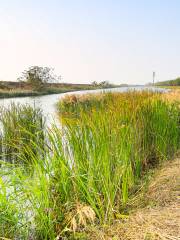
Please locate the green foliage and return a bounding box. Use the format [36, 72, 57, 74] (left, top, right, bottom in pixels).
[91, 81, 114, 88]
[0, 175, 28, 239]
[18, 66, 58, 90]
[155, 77, 180, 86]
[0, 103, 45, 164]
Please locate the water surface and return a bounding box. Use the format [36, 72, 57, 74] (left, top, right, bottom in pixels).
[0, 86, 167, 124]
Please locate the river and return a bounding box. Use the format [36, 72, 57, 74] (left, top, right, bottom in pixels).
[0, 86, 167, 124]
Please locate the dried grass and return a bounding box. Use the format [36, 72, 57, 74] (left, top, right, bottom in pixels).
[61, 93, 105, 104]
[163, 90, 180, 105]
[67, 203, 96, 232]
[88, 158, 180, 240]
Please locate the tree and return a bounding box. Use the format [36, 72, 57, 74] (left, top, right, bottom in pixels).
[18, 66, 59, 90]
[91, 81, 98, 87]
[99, 81, 111, 87]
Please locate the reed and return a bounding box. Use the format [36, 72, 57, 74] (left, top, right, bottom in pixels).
[0, 103, 46, 164]
[57, 92, 179, 215]
[0, 91, 179, 239]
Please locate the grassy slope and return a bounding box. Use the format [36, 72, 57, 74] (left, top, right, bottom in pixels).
[155, 77, 180, 87]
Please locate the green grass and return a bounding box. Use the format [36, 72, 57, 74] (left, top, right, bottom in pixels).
[154, 77, 180, 86]
[0, 103, 45, 164]
[0, 91, 179, 239]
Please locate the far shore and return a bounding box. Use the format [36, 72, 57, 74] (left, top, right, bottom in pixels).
[0, 81, 179, 99]
[0, 81, 120, 99]
[0, 88, 87, 99]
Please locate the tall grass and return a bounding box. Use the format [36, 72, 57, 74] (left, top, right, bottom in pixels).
[0, 103, 45, 164]
[0, 91, 179, 239]
[57, 92, 179, 216]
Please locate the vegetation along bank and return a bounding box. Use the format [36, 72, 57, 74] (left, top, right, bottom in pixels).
[0, 90, 179, 239]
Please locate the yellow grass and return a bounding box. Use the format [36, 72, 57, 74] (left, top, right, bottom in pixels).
[162, 89, 180, 107]
[88, 157, 180, 240]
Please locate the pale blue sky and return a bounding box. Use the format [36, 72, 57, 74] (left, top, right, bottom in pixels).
[0, 0, 180, 84]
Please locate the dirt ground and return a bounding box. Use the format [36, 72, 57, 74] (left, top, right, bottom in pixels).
[88, 157, 180, 240]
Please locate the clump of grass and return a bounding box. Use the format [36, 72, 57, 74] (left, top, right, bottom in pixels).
[56, 93, 111, 118]
[0, 103, 45, 164]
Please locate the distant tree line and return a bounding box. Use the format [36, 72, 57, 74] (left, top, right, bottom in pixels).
[155, 77, 180, 86]
[18, 66, 116, 91]
[91, 81, 114, 88]
[17, 66, 119, 91]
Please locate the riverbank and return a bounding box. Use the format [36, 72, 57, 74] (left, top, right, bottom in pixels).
[0, 88, 87, 99]
[0, 81, 118, 99]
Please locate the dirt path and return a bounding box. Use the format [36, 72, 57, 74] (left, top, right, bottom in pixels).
[89, 157, 180, 240]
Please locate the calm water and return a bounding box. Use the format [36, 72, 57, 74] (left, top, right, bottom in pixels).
[0, 86, 167, 124]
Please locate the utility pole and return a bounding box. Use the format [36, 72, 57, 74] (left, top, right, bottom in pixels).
[58, 75, 63, 83]
[153, 71, 155, 85]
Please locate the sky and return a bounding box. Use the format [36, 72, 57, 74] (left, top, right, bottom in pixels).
[0, 0, 180, 85]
